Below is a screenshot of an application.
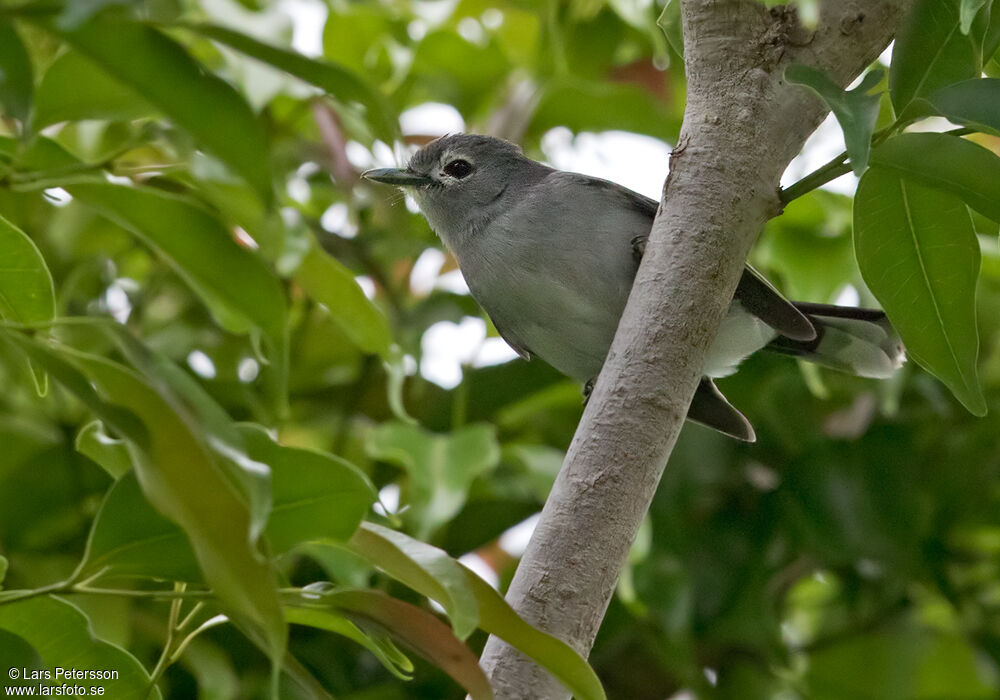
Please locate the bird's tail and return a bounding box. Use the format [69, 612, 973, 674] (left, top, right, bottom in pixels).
[765, 302, 905, 378]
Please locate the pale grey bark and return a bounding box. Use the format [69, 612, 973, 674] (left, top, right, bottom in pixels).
[479, 1, 914, 698]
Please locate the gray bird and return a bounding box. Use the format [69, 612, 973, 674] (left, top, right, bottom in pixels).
[364, 134, 904, 441]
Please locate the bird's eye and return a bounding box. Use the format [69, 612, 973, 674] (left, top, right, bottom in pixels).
[443, 159, 473, 179]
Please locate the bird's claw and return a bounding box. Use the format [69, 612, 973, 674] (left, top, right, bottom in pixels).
[631, 235, 647, 264]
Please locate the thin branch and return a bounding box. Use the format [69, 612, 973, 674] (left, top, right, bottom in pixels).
[780, 126, 975, 203]
[780, 150, 851, 203]
[312, 100, 360, 189]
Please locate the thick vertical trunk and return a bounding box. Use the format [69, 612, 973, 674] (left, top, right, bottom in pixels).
[479, 1, 914, 698]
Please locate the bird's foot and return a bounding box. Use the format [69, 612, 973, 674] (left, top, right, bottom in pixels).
[583, 378, 595, 404]
[631, 235, 647, 264]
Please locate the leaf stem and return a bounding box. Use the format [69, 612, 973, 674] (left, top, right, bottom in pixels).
[146, 582, 186, 697]
[779, 125, 977, 204]
[779, 150, 851, 204]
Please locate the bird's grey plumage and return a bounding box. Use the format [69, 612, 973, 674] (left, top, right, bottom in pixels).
[363, 134, 905, 441]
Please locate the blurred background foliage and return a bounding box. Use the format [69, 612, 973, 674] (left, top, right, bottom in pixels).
[0, 0, 1000, 698]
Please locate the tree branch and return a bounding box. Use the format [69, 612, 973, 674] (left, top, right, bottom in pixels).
[478, 1, 914, 697]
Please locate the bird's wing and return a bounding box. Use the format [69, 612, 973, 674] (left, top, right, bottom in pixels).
[736, 265, 817, 341]
[492, 319, 532, 360]
[611, 184, 818, 343]
[687, 378, 756, 442]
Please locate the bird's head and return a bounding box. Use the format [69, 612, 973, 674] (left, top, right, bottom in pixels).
[363, 134, 537, 245]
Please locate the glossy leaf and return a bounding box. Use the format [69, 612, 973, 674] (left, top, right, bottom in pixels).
[0, 596, 159, 699]
[74, 351, 286, 660]
[3, 334, 287, 661]
[655, 0, 683, 57]
[0, 18, 33, 124]
[284, 606, 414, 680]
[292, 589, 493, 700]
[785, 65, 882, 174]
[34, 49, 158, 127]
[237, 424, 375, 551]
[870, 132, 1000, 222]
[66, 183, 286, 364]
[43, 16, 273, 200]
[179, 22, 397, 139]
[890, 0, 981, 112]
[100, 324, 274, 542]
[960, 0, 990, 33]
[367, 422, 501, 537]
[294, 243, 392, 359]
[986, 1, 1000, 60]
[350, 522, 478, 640]
[82, 472, 202, 581]
[348, 523, 607, 700]
[81, 427, 374, 581]
[530, 77, 676, 141]
[0, 214, 55, 325]
[854, 167, 985, 415]
[0, 629, 38, 686]
[75, 420, 132, 479]
[926, 78, 1000, 136]
[807, 626, 996, 698]
[759, 190, 857, 303]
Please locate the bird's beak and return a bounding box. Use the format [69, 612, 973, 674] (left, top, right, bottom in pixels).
[362, 167, 433, 187]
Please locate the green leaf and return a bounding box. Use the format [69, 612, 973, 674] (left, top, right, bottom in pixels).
[890, 0, 982, 112]
[80, 428, 374, 581]
[73, 351, 287, 660]
[65, 183, 287, 373]
[284, 606, 414, 680]
[854, 167, 985, 415]
[0, 332, 148, 444]
[100, 323, 274, 542]
[807, 626, 997, 699]
[348, 524, 607, 700]
[926, 78, 1000, 136]
[0, 596, 160, 699]
[0, 18, 34, 125]
[82, 472, 202, 581]
[530, 77, 677, 141]
[0, 214, 55, 325]
[385, 345, 417, 425]
[290, 589, 493, 700]
[0, 214, 55, 395]
[408, 31, 509, 116]
[75, 420, 132, 479]
[0, 555, 7, 587]
[178, 22, 397, 140]
[321, 3, 398, 79]
[985, 1, 1000, 61]
[655, 0, 683, 57]
[350, 522, 478, 640]
[294, 243, 392, 359]
[759, 190, 857, 303]
[0, 629, 38, 686]
[960, 0, 990, 33]
[785, 65, 883, 175]
[41, 16, 273, 200]
[34, 49, 158, 127]
[237, 424, 375, 551]
[55, 0, 143, 30]
[870, 132, 1000, 222]
[3, 335, 287, 662]
[367, 422, 501, 537]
